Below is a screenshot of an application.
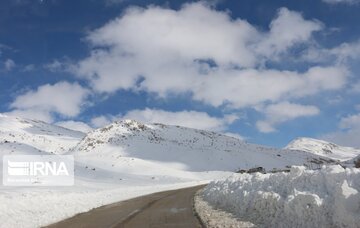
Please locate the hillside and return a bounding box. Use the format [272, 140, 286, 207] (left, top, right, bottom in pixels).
[285, 137, 360, 161]
[0, 114, 84, 154]
[72, 120, 336, 178]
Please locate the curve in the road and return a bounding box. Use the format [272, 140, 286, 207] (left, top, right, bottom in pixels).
[46, 185, 205, 228]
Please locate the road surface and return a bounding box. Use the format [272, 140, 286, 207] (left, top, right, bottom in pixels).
[46, 185, 205, 228]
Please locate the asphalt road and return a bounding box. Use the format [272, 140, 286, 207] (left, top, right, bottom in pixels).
[46, 185, 205, 228]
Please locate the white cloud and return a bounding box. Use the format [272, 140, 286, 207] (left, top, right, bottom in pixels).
[122, 108, 237, 131]
[303, 40, 360, 64]
[4, 59, 15, 71]
[256, 121, 277, 134]
[339, 114, 360, 129]
[55, 120, 93, 133]
[9, 81, 90, 122]
[192, 66, 348, 108]
[322, 0, 360, 4]
[256, 102, 320, 133]
[84, 2, 259, 68]
[255, 7, 322, 59]
[330, 41, 360, 62]
[90, 115, 112, 128]
[71, 3, 342, 110]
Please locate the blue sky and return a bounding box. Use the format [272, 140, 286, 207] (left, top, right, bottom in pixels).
[1, 0, 360, 148]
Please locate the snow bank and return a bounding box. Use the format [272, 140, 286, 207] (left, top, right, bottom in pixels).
[202, 165, 360, 228]
[194, 189, 255, 228]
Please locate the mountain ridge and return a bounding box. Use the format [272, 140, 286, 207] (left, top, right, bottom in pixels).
[1, 115, 359, 177]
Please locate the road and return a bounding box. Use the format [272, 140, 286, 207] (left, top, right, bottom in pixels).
[46, 185, 205, 228]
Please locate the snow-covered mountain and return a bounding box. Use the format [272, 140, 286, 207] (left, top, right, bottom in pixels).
[1, 115, 351, 173]
[285, 137, 360, 161]
[71, 120, 338, 178]
[0, 114, 84, 155]
[1, 115, 359, 227]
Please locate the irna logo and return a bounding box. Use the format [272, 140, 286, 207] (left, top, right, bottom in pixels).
[3, 155, 74, 186]
[7, 161, 70, 176]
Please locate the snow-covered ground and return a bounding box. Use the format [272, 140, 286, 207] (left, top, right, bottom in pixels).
[1, 114, 359, 228]
[202, 165, 360, 228]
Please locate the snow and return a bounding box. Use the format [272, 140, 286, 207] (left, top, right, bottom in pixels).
[0, 181, 205, 228]
[195, 189, 255, 228]
[0, 115, 357, 227]
[72, 120, 336, 176]
[0, 116, 231, 227]
[202, 165, 360, 228]
[286, 137, 360, 161]
[342, 154, 360, 168]
[0, 114, 84, 154]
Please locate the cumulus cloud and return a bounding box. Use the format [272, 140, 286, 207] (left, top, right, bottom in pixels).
[303, 40, 360, 64]
[55, 120, 93, 133]
[256, 102, 320, 133]
[13, 2, 349, 136]
[9, 81, 90, 122]
[255, 7, 322, 59]
[122, 108, 237, 131]
[193, 66, 348, 108]
[330, 41, 360, 62]
[71, 3, 341, 110]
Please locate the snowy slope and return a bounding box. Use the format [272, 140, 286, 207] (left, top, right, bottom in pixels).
[0, 114, 84, 154]
[285, 137, 360, 161]
[72, 120, 336, 178]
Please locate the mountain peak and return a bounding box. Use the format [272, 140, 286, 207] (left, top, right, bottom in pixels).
[285, 137, 360, 161]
